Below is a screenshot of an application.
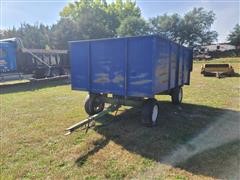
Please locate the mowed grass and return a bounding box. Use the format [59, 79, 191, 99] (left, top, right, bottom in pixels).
[1, 57, 240, 179]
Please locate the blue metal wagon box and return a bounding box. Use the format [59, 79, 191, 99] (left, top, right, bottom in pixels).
[67, 35, 193, 133]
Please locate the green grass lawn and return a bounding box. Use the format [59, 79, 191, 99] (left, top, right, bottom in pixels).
[1, 58, 239, 179]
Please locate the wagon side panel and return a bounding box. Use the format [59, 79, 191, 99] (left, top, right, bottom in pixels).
[90, 39, 126, 95]
[127, 36, 154, 97]
[70, 41, 90, 91]
[183, 48, 192, 84]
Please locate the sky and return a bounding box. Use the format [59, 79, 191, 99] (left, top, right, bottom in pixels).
[0, 0, 239, 43]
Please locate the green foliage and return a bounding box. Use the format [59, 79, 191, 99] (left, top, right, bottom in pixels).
[117, 16, 150, 37]
[149, 13, 183, 41]
[227, 24, 240, 46]
[1, 23, 50, 49]
[50, 19, 78, 49]
[58, 0, 142, 45]
[149, 8, 217, 47]
[0, 27, 17, 40]
[61, 0, 141, 21]
[0, 2, 218, 49]
[60, 0, 115, 39]
[182, 7, 218, 46]
[107, 0, 141, 21]
[107, 0, 141, 34]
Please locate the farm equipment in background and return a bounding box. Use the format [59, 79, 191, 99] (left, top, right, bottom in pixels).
[201, 64, 235, 78]
[0, 38, 69, 81]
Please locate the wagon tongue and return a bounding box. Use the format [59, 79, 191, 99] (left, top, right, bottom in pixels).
[65, 104, 120, 135]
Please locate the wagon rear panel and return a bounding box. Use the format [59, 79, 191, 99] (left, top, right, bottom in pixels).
[183, 47, 193, 84]
[153, 37, 170, 93]
[153, 37, 192, 94]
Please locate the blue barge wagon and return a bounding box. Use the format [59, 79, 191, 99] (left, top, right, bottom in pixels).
[69, 35, 193, 126]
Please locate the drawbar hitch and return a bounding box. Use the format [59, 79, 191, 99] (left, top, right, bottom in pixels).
[65, 104, 120, 135]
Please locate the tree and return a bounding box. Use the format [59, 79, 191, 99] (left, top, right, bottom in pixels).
[0, 4, 219, 49]
[149, 13, 182, 41]
[50, 19, 78, 49]
[106, 0, 141, 35]
[60, 0, 141, 38]
[107, 0, 141, 21]
[149, 8, 218, 47]
[1, 23, 51, 49]
[0, 0, 142, 49]
[227, 24, 240, 46]
[60, 0, 117, 39]
[182, 7, 217, 46]
[0, 27, 17, 40]
[117, 16, 150, 37]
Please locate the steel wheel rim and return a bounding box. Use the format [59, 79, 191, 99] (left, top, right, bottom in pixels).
[152, 105, 159, 123]
[178, 89, 182, 102]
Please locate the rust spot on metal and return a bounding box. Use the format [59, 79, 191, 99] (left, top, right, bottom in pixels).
[112, 74, 124, 84]
[131, 79, 152, 85]
[94, 73, 110, 83]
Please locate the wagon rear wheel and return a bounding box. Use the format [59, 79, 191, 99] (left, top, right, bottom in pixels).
[141, 98, 159, 126]
[171, 87, 183, 104]
[84, 95, 105, 116]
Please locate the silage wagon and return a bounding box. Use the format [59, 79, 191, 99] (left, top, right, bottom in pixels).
[0, 38, 69, 80]
[66, 35, 193, 133]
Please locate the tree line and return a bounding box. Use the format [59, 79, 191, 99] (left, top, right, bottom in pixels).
[0, 0, 239, 49]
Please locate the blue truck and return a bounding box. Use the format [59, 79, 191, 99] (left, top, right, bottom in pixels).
[68, 35, 193, 130]
[0, 39, 17, 73]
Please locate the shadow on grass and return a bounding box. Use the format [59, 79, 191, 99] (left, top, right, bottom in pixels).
[202, 72, 240, 78]
[178, 140, 240, 179]
[0, 80, 69, 94]
[233, 72, 240, 77]
[75, 138, 110, 167]
[75, 101, 240, 179]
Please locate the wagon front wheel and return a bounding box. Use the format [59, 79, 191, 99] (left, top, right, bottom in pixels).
[84, 95, 105, 116]
[141, 98, 159, 126]
[171, 87, 183, 104]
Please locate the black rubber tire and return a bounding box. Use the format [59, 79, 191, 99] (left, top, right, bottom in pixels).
[84, 95, 105, 116]
[141, 98, 159, 126]
[171, 87, 183, 104]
